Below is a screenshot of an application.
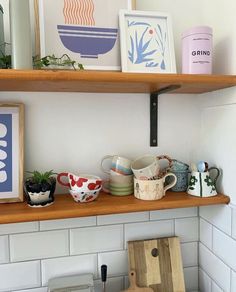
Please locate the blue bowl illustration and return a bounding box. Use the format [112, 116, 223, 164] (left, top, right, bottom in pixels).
[57, 25, 118, 58]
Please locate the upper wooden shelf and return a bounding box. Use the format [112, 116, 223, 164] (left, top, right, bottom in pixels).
[0, 69, 236, 93]
[0, 191, 230, 224]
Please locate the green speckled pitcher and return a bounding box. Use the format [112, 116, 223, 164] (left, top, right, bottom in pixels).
[187, 167, 220, 197]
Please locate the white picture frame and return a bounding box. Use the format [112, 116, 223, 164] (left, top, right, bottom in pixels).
[119, 10, 176, 73]
[0, 103, 24, 203]
[37, 0, 136, 71]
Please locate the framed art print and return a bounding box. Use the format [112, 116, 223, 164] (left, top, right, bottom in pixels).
[0, 103, 24, 203]
[37, 0, 136, 70]
[119, 10, 176, 73]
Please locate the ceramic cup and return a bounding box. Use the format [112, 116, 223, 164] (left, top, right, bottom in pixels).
[131, 154, 173, 180]
[69, 187, 102, 203]
[101, 155, 132, 175]
[187, 167, 220, 197]
[134, 173, 177, 201]
[102, 174, 134, 196]
[57, 172, 102, 192]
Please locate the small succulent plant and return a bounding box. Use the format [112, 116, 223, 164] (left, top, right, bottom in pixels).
[25, 170, 56, 193]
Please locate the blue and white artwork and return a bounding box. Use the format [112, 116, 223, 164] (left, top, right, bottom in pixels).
[0, 114, 12, 192]
[123, 14, 176, 73]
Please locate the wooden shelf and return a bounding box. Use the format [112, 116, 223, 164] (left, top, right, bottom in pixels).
[0, 69, 236, 93]
[0, 192, 230, 224]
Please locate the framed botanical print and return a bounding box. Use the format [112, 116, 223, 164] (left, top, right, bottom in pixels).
[119, 10, 176, 73]
[36, 0, 136, 70]
[0, 103, 24, 203]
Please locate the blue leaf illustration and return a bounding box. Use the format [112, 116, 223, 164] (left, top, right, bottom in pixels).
[146, 62, 158, 67]
[160, 59, 166, 69]
[128, 36, 135, 63]
[128, 21, 151, 27]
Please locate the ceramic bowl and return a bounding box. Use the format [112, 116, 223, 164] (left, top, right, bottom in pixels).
[69, 187, 102, 203]
[57, 25, 118, 58]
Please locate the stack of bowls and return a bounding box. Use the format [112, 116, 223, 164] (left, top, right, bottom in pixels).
[168, 159, 189, 192]
[103, 173, 134, 196]
[101, 155, 133, 196]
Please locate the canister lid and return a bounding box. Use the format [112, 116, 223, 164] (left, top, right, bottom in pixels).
[182, 26, 212, 39]
[0, 5, 3, 14]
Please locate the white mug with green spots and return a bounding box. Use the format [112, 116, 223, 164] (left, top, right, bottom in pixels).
[187, 167, 220, 197]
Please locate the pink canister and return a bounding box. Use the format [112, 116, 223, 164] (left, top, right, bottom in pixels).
[182, 26, 212, 74]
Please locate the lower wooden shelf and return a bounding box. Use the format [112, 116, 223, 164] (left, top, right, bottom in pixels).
[0, 191, 230, 224]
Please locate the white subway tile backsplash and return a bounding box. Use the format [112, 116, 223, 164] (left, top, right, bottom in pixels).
[175, 217, 199, 242]
[0, 222, 39, 235]
[200, 218, 213, 249]
[200, 205, 232, 235]
[40, 216, 96, 230]
[10, 230, 69, 262]
[97, 212, 149, 225]
[0, 235, 9, 263]
[199, 243, 231, 291]
[232, 207, 236, 240]
[213, 227, 236, 271]
[231, 270, 236, 292]
[0, 261, 40, 292]
[199, 268, 211, 292]
[14, 288, 47, 292]
[41, 254, 97, 286]
[212, 281, 224, 292]
[70, 225, 123, 255]
[94, 276, 124, 292]
[181, 242, 198, 267]
[124, 220, 174, 247]
[183, 266, 199, 292]
[98, 250, 128, 277]
[150, 207, 197, 220]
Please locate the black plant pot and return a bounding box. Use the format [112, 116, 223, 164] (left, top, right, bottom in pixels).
[24, 177, 56, 207]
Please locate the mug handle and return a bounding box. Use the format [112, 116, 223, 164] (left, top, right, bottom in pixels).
[163, 173, 177, 194]
[100, 155, 114, 175]
[208, 167, 220, 186]
[57, 172, 70, 187]
[102, 180, 110, 193]
[156, 155, 173, 174]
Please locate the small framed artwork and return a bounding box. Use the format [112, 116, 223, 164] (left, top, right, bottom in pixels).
[0, 103, 24, 203]
[119, 10, 176, 73]
[36, 0, 136, 70]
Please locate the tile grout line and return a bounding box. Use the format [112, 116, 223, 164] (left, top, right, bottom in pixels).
[199, 215, 233, 239]
[200, 241, 236, 273]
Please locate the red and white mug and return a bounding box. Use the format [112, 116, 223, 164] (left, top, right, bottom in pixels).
[57, 172, 102, 192]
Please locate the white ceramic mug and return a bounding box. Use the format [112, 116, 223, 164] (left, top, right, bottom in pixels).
[134, 173, 177, 201]
[131, 154, 173, 180]
[101, 155, 132, 175]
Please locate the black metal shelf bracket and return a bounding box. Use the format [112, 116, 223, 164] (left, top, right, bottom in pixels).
[150, 85, 181, 147]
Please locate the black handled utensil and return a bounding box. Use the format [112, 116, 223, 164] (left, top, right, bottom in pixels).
[101, 264, 107, 292]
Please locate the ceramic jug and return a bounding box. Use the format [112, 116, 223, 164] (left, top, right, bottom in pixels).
[187, 167, 220, 197]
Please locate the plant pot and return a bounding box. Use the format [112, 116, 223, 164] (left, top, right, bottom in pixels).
[24, 177, 56, 207]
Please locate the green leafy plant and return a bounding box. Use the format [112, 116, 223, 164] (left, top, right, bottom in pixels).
[0, 42, 11, 69]
[26, 170, 56, 184]
[33, 54, 84, 70]
[25, 170, 57, 193]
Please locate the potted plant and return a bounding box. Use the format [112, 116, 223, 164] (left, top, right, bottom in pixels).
[24, 170, 56, 207]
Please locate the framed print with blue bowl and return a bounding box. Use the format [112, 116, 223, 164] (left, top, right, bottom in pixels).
[119, 10, 176, 73]
[0, 103, 24, 203]
[38, 0, 136, 70]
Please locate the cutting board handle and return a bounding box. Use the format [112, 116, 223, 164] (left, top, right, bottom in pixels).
[129, 270, 137, 288]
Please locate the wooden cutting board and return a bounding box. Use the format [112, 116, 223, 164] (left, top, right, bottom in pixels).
[122, 270, 153, 292]
[128, 237, 185, 292]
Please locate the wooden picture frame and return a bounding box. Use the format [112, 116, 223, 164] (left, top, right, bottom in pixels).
[0, 103, 24, 203]
[34, 0, 136, 71]
[119, 10, 176, 73]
